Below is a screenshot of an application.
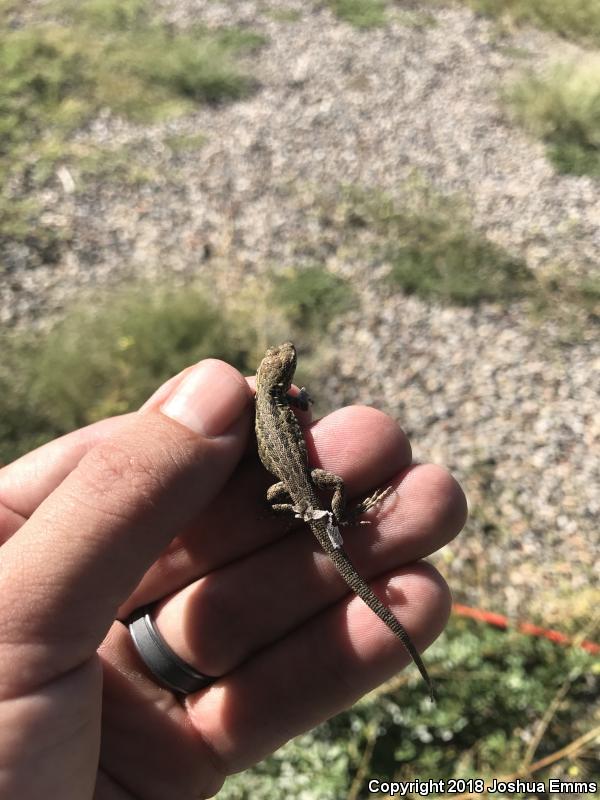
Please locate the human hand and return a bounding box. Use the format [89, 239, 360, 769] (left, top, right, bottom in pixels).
[0, 358, 466, 798]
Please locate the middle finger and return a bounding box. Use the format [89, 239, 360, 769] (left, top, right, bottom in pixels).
[118, 404, 414, 617]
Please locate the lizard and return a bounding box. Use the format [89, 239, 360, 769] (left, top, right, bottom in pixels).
[255, 341, 434, 700]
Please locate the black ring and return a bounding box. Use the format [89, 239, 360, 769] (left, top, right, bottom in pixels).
[128, 605, 218, 695]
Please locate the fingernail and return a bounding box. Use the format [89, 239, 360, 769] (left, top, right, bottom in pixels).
[139, 369, 190, 411]
[160, 360, 249, 437]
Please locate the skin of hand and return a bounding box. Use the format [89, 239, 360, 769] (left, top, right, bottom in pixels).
[0, 358, 466, 799]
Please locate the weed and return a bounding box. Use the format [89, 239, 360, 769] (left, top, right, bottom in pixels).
[0, 0, 264, 269]
[268, 265, 357, 331]
[0, 266, 356, 463]
[329, 187, 535, 306]
[218, 615, 599, 797]
[0, 285, 254, 464]
[327, 0, 388, 29]
[393, 9, 438, 29]
[463, 0, 600, 46]
[264, 8, 302, 23]
[163, 132, 207, 154]
[505, 57, 600, 177]
[73, 143, 158, 187]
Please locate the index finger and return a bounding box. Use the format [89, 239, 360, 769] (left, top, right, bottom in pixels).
[0, 360, 251, 696]
[0, 373, 310, 532]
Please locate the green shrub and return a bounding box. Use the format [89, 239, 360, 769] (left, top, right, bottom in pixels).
[327, 0, 388, 29]
[0, 267, 356, 464]
[218, 616, 599, 797]
[268, 265, 357, 331]
[163, 133, 207, 155]
[265, 9, 302, 23]
[505, 57, 600, 177]
[0, 286, 254, 464]
[329, 188, 535, 306]
[0, 0, 264, 268]
[464, 0, 600, 46]
[386, 218, 532, 306]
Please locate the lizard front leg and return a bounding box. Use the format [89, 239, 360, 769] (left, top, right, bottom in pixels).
[266, 482, 319, 535]
[311, 468, 392, 526]
[286, 387, 312, 412]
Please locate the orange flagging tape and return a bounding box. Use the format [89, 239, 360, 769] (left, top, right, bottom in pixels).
[452, 604, 600, 655]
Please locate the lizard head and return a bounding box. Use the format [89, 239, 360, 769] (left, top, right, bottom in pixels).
[257, 341, 297, 389]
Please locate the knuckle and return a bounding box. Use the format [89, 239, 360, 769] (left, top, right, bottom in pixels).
[421, 464, 468, 531]
[76, 438, 167, 515]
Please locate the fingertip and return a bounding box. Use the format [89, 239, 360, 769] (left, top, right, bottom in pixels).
[160, 360, 252, 438]
[397, 463, 468, 550]
[402, 560, 453, 645]
[139, 368, 194, 411]
[309, 405, 412, 486]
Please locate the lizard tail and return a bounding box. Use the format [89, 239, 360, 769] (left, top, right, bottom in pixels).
[330, 548, 435, 702]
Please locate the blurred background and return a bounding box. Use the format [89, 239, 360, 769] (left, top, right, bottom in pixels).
[1, 0, 598, 796]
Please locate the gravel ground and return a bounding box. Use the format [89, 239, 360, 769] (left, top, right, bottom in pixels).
[2, 1, 598, 624]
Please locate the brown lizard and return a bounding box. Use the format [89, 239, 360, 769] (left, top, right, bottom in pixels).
[255, 341, 434, 700]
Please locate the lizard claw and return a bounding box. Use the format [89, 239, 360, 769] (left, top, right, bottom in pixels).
[352, 485, 394, 517]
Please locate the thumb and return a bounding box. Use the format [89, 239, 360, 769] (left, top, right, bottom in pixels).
[0, 359, 252, 695]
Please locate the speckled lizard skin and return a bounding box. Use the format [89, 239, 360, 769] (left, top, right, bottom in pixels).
[255, 342, 434, 700]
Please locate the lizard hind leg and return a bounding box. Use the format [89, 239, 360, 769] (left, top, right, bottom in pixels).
[266, 481, 296, 514]
[311, 468, 393, 526]
[265, 481, 300, 535]
[310, 468, 348, 525]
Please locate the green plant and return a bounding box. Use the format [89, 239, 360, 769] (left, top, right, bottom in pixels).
[0, 264, 359, 465]
[0, 285, 254, 464]
[163, 132, 207, 154]
[327, 0, 388, 29]
[0, 0, 264, 269]
[268, 265, 357, 331]
[505, 57, 600, 177]
[73, 142, 158, 186]
[217, 615, 599, 797]
[61, 0, 150, 29]
[386, 222, 532, 306]
[329, 187, 535, 306]
[394, 8, 438, 29]
[463, 0, 600, 46]
[264, 8, 302, 23]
